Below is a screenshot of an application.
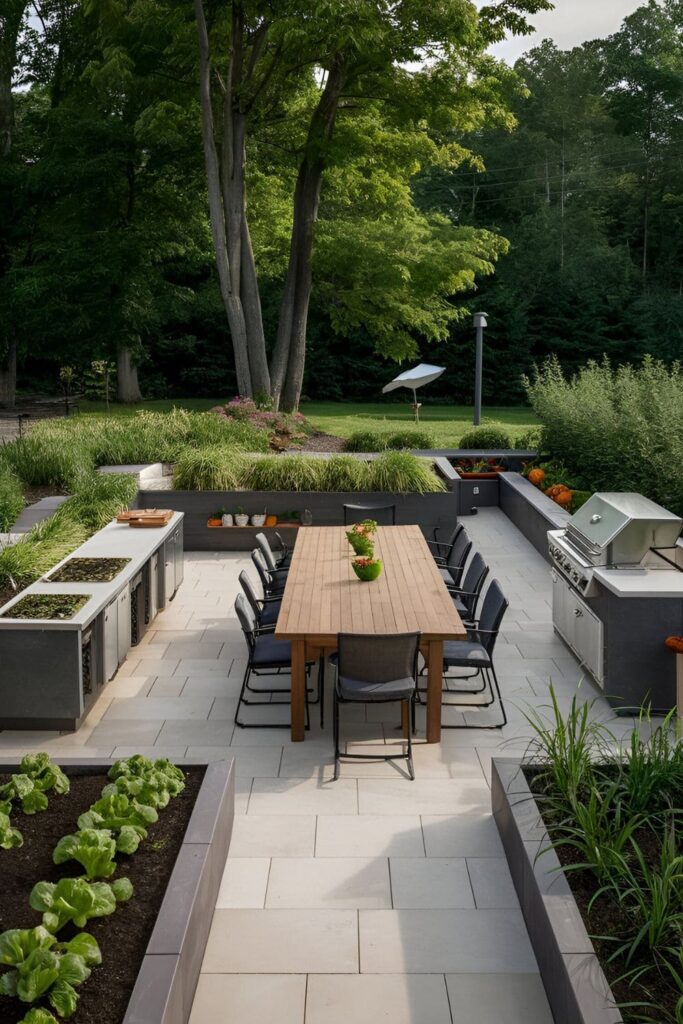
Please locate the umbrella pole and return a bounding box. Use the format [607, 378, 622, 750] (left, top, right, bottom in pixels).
[412, 389, 419, 424]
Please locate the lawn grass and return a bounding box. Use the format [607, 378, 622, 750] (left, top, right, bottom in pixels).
[80, 398, 538, 446]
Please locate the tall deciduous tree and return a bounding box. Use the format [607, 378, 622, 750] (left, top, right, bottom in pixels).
[193, 0, 552, 409]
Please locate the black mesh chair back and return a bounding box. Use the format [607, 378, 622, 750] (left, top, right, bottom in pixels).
[255, 532, 278, 572]
[251, 548, 275, 592]
[239, 571, 262, 621]
[343, 503, 396, 526]
[235, 593, 256, 653]
[337, 632, 419, 687]
[457, 551, 489, 619]
[475, 580, 508, 655]
[447, 529, 472, 586]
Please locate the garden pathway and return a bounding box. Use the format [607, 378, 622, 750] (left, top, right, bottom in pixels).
[0, 508, 641, 1023]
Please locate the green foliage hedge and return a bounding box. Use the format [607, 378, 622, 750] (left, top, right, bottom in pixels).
[526, 356, 683, 515]
[172, 451, 447, 495]
[458, 424, 512, 449]
[345, 429, 436, 452]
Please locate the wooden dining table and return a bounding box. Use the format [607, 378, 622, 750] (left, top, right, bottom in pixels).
[275, 524, 468, 742]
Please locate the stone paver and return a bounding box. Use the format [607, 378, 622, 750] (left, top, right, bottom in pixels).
[4, 507, 650, 1021]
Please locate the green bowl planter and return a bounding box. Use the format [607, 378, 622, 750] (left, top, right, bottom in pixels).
[346, 531, 374, 557]
[352, 558, 383, 582]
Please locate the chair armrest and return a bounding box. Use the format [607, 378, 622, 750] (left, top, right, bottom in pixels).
[449, 587, 478, 599]
[253, 623, 277, 636]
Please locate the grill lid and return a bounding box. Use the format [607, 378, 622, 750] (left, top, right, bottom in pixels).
[568, 492, 682, 555]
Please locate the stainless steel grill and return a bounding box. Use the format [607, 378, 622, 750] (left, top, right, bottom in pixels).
[548, 492, 682, 595]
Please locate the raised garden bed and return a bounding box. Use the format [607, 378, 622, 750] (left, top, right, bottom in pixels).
[46, 559, 131, 584]
[492, 758, 623, 1024]
[0, 756, 234, 1024]
[0, 594, 91, 620]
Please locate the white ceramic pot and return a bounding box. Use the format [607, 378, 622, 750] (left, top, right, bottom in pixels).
[221, 513, 233, 527]
[235, 514, 249, 527]
[251, 514, 266, 527]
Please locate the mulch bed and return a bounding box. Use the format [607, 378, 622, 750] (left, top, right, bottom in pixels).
[526, 768, 679, 1021]
[0, 766, 205, 1024]
[298, 431, 346, 452]
[23, 484, 68, 504]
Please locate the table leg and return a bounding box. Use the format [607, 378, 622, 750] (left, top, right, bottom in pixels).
[426, 639, 443, 743]
[290, 638, 306, 742]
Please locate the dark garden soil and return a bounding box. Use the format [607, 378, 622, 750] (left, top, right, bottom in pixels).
[47, 558, 131, 583]
[23, 484, 68, 504]
[0, 592, 90, 619]
[0, 766, 205, 1024]
[0, 582, 22, 609]
[525, 768, 679, 1021]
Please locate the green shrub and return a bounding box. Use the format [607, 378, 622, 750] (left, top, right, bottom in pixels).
[385, 429, 436, 450]
[525, 356, 683, 515]
[0, 514, 88, 592]
[345, 431, 388, 453]
[458, 423, 512, 449]
[0, 466, 24, 531]
[61, 473, 138, 532]
[2, 432, 88, 489]
[368, 452, 447, 494]
[172, 447, 246, 491]
[319, 456, 372, 492]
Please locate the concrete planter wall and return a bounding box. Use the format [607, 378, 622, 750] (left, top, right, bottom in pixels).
[0, 757, 235, 1024]
[492, 759, 623, 1024]
[138, 487, 458, 551]
[499, 472, 570, 561]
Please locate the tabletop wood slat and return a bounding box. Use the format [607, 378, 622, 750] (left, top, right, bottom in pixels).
[276, 525, 467, 644]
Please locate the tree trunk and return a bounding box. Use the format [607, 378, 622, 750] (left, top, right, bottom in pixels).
[241, 217, 270, 396]
[0, 339, 17, 408]
[195, 0, 252, 396]
[0, 1, 27, 157]
[270, 58, 347, 411]
[117, 347, 142, 403]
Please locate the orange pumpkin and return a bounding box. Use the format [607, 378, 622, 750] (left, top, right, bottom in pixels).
[265, 514, 278, 527]
[207, 517, 222, 527]
[545, 484, 570, 500]
[554, 489, 573, 508]
[665, 636, 683, 654]
[528, 468, 546, 487]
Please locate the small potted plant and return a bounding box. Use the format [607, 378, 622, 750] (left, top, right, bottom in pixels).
[352, 557, 383, 582]
[251, 510, 267, 527]
[207, 509, 223, 527]
[221, 509, 234, 526]
[234, 506, 250, 527]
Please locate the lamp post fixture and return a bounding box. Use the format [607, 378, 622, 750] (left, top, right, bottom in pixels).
[473, 311, 487, 426]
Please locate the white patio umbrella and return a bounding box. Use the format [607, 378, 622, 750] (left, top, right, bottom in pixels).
[382, 363, 446, 423]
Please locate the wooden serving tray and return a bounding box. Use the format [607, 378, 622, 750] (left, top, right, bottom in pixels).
[129, 513, 173, 528]
[117, 508, 165, 523]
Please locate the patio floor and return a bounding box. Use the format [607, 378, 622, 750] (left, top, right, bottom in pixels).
[0, 508, 637, 1023]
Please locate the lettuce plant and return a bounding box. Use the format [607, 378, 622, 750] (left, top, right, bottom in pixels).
[0, 926, 100, 1019]
[0, 809, 23, 849]
[105, 755, 185, 808]
[29, 877, 133, 933]
[53, 827, 141, 879]
[0, 754, 69, 816]
[20, 1010, 59, 1024]
[77, 792, 157, 836]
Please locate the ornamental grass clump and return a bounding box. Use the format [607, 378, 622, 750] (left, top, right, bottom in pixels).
[319, 455, 371, 492]
[172, 446, 247, 490]
[368, 452, 446, 494]
[240, 455, 324, 492]
[344, 430, 388, 453]
[0, 466, 24, 532]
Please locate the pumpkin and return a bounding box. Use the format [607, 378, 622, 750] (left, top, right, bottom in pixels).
[665, 636, 683, 654]
[207, 517, 222, 527]
[545, 484, 571, 500]
[265, 514, 278, 527]
[554, 489, 573, 508]
[528, 468, 546, 487]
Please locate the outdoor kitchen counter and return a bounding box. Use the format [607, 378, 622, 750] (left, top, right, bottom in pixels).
[594, 566, 683, 598]
[0, 512, 184, 630]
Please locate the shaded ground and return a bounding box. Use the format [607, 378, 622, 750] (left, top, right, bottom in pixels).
[298, 431, 346, 452]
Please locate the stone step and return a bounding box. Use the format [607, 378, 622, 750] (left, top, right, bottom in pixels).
[11, 496, 70, 533]
[98, 463, 165, 486]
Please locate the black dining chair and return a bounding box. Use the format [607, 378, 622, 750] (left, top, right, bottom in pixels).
[233, 594, 318, 728]
[332, 632, 421, 780]
[255, 532, 290, 575]
[437, 527, 471, 589]
[251, 548, 287, 598]
[440, 579, 509, 729]
[273, 531, 292, 567]
[239, 570, 281, 627]
[428, 522, 463, 564]
[343, 503, 396, 526]
[446, 550, 489, 622]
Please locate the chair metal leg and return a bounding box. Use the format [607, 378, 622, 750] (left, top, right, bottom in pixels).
[319, 656, 325, 728]
[405, 699, 415, 781]
[332, 690, 341, 781]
